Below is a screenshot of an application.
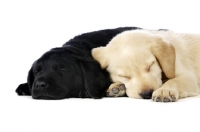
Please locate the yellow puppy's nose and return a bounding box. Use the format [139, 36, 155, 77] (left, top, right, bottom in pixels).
[140, 89, 153, 99]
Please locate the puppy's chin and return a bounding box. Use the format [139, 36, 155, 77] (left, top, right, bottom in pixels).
[125, 90, 142, 99]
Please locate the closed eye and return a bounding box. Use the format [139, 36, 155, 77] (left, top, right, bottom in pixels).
[34, 70, 40, 74]
[147, 62, 154, 72]
[119, 75, 131, 79]
[34, 66, 42, 75]
[60, 69, 66, 71]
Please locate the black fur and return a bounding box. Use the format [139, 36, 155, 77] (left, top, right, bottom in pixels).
[15, 27, 141, 99]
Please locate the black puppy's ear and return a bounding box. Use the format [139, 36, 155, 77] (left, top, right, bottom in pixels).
[81, 61, 110, 99]
[27, 66, 34, 94]
[16, 83, 31, 95]
[15, 66, 34, 96]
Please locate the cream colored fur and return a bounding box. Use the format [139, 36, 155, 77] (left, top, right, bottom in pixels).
[92, 30, 200, 102]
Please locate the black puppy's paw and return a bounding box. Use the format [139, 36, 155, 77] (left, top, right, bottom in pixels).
[106, 82, 126, 97]
[16, 83, 31, 96]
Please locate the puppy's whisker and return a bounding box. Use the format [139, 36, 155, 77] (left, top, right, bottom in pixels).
[44, 89, 49, 96]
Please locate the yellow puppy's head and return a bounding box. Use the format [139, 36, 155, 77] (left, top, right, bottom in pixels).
[92, 30, 175, 99]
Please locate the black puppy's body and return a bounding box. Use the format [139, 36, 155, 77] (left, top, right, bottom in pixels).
[16, 27, 141, 99]
[63, 27, 141, 50]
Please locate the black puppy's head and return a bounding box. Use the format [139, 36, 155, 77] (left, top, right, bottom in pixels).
[25, 46, 110, 99]
[28, 48, 82, 99]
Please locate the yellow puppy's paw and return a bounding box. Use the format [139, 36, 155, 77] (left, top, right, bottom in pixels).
[106, 82, 126, 97]
[152, 88, 179, 102]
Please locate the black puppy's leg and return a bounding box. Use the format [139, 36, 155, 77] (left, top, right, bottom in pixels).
[16, 83, 31, 95]
[106, 82, 127, 97]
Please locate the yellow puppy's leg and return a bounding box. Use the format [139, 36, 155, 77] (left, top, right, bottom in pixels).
[152, 75, 199, 102]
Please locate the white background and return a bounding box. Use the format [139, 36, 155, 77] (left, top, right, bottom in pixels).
[1, 0, 200, 132]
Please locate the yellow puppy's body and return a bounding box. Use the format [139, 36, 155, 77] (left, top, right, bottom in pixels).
[92, 30, 200, 102]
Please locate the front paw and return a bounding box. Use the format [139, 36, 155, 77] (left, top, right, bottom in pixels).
[106, 82, 126, 97]
[152, 88, 179, 102]
[16, 83, 31, 96]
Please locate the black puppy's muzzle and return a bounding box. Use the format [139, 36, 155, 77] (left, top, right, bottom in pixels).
[35, 81, 48, 89]
[32, 81, 51, 99]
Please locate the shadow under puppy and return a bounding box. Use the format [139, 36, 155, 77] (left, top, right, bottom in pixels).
[16, 27, 140, 99]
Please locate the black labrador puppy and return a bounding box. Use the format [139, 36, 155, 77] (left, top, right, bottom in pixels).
[16, 27, 141, 99]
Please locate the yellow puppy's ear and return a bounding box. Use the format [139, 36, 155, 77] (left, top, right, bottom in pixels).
[92, 47, 109, 69]
[150, 37, 176, 79]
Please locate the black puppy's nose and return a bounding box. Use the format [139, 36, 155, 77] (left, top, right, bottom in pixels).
[35, 81, 48, 89]
[140, 89, 153, 99]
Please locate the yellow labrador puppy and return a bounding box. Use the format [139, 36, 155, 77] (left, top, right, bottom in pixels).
[92, 30, 200, 102]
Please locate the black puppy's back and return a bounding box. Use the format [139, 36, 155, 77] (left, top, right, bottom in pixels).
[63, 27, 141, 51]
